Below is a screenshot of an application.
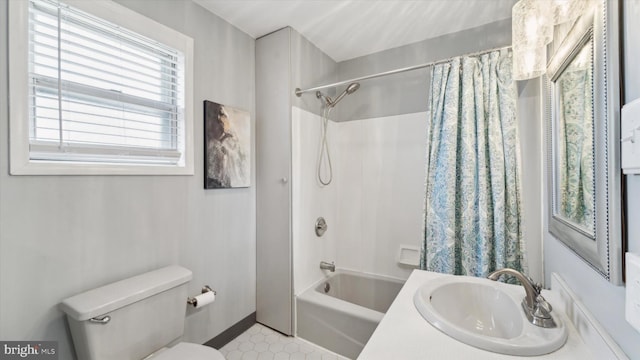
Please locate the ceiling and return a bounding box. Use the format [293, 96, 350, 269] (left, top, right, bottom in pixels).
[193, 0, 517, 62]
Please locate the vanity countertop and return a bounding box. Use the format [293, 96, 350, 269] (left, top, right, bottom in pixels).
[358, 269, 594, 360]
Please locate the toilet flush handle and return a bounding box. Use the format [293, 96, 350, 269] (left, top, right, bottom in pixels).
[89, 315, 111, 324]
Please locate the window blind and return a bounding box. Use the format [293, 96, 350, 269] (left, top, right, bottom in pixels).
[28, 0, 186, 165]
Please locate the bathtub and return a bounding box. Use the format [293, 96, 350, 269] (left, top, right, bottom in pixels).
[296, 270, 405, 359]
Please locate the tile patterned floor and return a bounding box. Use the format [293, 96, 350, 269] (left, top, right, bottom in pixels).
[220, 323, 350, 360]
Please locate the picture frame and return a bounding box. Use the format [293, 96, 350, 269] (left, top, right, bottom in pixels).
[203, 100, 250, 189]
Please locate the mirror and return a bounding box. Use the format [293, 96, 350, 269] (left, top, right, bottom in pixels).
[546, 0, 623, 284]
[553, 38, 595, 235]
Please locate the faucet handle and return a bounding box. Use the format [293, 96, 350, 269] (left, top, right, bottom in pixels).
[531, 295, 557, 327]
[533, 281, 543, 294]
[523, 274, 543, 295]
[536, 294, 552, 312]
[532, 294, 553, 321]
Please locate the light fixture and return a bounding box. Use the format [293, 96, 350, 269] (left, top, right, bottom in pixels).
[512, 0, 552, 48]
[511, 0, 592, 80]
[513, 44, 547, 81]
[552, 0, 591, 24]
[512, 0, 552, 80]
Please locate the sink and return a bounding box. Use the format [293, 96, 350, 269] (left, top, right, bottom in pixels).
[413, 275, 568, 356]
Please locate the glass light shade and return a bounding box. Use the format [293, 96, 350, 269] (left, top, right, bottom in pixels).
[513, 0, 553, 47]
[513, 44, 547, 80]
[552, 0, 591, 24]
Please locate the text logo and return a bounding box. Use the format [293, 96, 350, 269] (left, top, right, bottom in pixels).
[0, 342, 57, 359]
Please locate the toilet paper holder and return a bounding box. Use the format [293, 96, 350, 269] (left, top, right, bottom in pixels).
[187, 285, 216, 307]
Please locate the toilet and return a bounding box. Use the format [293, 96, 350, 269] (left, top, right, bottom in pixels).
[60, 266, 225, 360]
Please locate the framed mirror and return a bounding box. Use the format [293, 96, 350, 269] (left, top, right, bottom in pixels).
[546, 0, 622, 284]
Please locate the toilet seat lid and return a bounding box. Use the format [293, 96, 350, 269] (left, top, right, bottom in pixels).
[150, 342, 224, 360]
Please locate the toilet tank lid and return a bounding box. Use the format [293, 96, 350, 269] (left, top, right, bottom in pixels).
[60, 266, 193, 321]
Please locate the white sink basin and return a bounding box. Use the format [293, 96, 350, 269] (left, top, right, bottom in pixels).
[413, 275, 568, 356]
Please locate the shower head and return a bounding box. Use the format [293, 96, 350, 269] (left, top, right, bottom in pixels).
[345, 82, 360, 94]
[327, 82, 360, 108]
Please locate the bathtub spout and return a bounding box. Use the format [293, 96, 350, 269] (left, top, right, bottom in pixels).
[320, 261, 335, 272]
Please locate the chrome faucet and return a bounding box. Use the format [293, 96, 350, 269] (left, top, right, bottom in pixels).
[487, 268, 557, 328]
[320, 261, 335, 272]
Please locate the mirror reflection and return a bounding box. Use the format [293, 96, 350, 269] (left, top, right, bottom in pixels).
[553, 40, 595, 235]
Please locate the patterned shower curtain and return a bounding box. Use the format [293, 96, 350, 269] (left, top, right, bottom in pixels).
[420, 50, 527, 277]
[557, 65, 594, 232]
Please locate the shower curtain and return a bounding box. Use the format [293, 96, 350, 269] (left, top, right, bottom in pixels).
[420, 50, 527, 277]
[557, 64, 594, 233]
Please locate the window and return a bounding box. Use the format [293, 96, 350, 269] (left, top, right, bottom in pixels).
[9, 0, 194, 175]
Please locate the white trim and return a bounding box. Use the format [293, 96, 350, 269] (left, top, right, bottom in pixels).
[9, 0, 31, 174]
[551, 273, 629, 359]
[8, 0, 194, 175]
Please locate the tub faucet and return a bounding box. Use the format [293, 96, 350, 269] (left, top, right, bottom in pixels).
[487, 268, 556, 328]
[320, 261, 335, 272]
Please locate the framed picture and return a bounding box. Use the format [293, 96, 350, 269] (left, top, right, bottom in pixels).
[204, 100, 250, 188]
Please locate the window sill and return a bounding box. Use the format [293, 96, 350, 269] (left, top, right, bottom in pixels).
[9, 160, 194, 176]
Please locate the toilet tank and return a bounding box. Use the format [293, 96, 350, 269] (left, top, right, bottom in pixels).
[60, 266, 193, 360]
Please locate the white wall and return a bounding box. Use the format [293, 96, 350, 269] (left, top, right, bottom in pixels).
[0, 1, 256, 359]
[292, 109, 427, 296]
[334, 113, 427, 280]
[292, 107, 338, 295]
[292, 109, 428, 288]
[290, 28, 338, 117]
[289, 28, 340, 295]
[517, 79, 544, 283]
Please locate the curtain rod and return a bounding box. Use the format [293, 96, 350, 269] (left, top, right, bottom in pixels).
[294, 45, 512, 97]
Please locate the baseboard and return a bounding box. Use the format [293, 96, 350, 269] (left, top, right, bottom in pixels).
[204, 312, 256, 349]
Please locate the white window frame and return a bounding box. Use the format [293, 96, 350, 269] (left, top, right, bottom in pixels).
[8, 0, 194, 175]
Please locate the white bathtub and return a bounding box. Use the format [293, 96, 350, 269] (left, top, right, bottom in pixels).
[296, 270, 405, 359]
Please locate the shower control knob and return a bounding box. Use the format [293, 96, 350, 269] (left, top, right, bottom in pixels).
[315, 217, 327, 237]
